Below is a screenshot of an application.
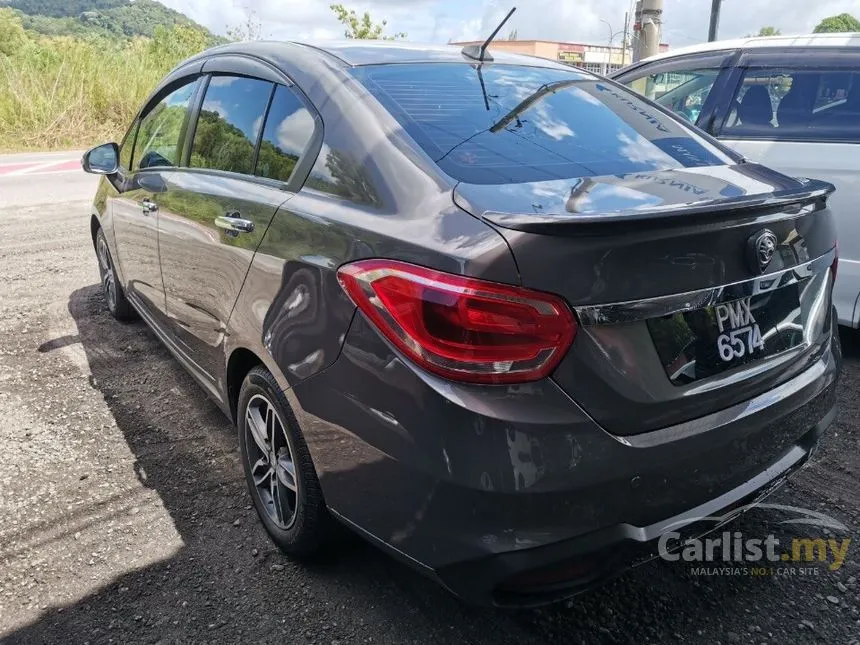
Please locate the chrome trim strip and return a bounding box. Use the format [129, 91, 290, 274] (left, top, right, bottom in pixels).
[622, 442, 812, 541]
[574, 248, 835, 325]
[619, 346, 833, 449]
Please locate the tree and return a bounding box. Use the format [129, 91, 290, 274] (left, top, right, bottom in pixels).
[148, 24, 212, 64]
[756, 26, 781, 36]
[226, 6, 262, 42]
[329, 4, 405, 40]
[813, 13, 860, 33]
[507, 28, 518, 40]
[2, 0, 219, 41]
[0, 8, 28, 56]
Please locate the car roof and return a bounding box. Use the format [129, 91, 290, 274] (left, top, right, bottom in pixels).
[294, 40, 582, 69]
[639, 32, 860, 64]
[194, 39, 580, 71]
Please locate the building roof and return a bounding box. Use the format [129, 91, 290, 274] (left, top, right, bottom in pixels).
[640, 32, 860, 64]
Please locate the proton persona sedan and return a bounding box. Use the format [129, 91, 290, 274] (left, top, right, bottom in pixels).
[82, 40, 841, 606]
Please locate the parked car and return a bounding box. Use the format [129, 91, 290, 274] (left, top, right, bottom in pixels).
[612, 32, 860, 328]
[82, 41, 841, 606]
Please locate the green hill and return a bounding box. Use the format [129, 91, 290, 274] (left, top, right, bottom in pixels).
[0, 0, 218, 40]
[0, 0, 224, 151]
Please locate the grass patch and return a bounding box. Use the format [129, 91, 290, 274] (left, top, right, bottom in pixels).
[0, 10, 214, 152]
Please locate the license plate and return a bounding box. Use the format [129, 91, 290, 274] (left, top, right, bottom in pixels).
[714, 297, 764, 362]
[648, 284, 803, 385]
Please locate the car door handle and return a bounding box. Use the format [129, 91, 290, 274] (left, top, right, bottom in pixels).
[140, 199, 158, 214]
[214, 214, 255, 234]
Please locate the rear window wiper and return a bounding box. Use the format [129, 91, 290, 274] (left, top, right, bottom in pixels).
[489, 79, 582, 133]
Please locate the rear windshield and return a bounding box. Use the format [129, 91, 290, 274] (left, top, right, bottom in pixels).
[352, 63, 735, 185]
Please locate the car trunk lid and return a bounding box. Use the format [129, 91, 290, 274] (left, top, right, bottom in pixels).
[455, 163, 837, 435]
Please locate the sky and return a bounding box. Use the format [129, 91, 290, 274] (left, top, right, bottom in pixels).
[159, 0, 860, 48]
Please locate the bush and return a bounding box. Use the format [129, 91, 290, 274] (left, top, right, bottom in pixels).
[0, 21, 213, 151]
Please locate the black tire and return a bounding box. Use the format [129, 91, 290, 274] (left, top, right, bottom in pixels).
[94, 227, 136, 321]
[238, 365, 330, 556]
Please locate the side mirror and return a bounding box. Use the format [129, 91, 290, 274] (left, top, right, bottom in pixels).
[82, 142, 119, 175]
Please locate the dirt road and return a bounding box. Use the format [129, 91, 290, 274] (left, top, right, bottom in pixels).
[1, 167, 859, 644]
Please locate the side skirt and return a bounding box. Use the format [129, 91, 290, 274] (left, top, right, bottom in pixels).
[127, 292, 231, 419]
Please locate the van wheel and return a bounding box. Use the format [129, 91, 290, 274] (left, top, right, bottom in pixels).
[95, 228, 136, 321]
[238, 366, 330, 556]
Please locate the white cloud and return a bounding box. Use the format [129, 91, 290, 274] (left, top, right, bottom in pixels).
[208, 76, 238, 87]
[313, 143, 336, 182]
[203, 99, 229, 120]
[159, 0, 860, 49]
[662, 0, 860, 44]
[276, 108, 315, 154]
[469, 0, 860, 47]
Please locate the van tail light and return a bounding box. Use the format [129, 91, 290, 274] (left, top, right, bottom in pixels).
[337, 259, 576, 384]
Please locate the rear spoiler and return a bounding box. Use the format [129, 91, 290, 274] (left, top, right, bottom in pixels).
[481, 181, 834, 234]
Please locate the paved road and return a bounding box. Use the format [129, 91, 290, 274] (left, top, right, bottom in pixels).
[0, 151, 98, 208]
[0, 152, 858, 644]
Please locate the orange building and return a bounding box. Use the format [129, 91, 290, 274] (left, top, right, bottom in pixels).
[452, 39, 670, 74]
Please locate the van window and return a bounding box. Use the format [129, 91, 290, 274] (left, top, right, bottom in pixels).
[190, 76, 274, 175]
[626, 69, 721, 124]
[352, 63, 733, 185]
[721, 69, 860, 142]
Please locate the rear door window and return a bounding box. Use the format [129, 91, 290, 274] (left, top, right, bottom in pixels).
[189, 75, 274, 175]
[352, 63, 734, 185]
[720, 68, 860, 142]
[255, 85, 315, 183]
[134, 79, 199, 171]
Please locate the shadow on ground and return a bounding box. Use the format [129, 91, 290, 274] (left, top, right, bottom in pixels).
[8, 286, 859, 644]
[839, 325, 860, 359]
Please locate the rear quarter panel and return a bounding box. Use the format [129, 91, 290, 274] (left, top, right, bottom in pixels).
[227, 191, 519, 392]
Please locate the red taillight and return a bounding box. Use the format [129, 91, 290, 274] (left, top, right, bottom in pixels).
[337, 259, 576, 384]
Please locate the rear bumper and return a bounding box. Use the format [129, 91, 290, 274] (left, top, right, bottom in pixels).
[289, 312, 841, 607]
[438, 408, 834, 606]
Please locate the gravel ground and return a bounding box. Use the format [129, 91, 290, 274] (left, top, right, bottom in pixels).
[1, 198, 859, 645]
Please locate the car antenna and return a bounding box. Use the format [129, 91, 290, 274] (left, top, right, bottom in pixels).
[477, 66, 490, 111]
[461, 6, 516, 63]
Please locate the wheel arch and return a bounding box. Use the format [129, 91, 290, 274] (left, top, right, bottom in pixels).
[90, 213, 101, 250]
[226, 347, 265, 423]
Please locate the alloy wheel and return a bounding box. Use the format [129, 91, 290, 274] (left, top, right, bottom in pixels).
[244, 394, 299, 529]
[96, 234, 117, 312]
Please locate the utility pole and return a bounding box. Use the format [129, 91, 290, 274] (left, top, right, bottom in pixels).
[632, 0, 641, 62]
[634, 0, 663, 62]
[628, 0, 639, 62]
[621, 10, 630, 66]
[708, 0, 722, 41]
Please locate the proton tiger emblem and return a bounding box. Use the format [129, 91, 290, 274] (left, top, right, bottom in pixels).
[747, 229, 778, 273]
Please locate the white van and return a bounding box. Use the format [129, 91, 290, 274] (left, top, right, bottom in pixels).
[613, 33, 860, 328]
